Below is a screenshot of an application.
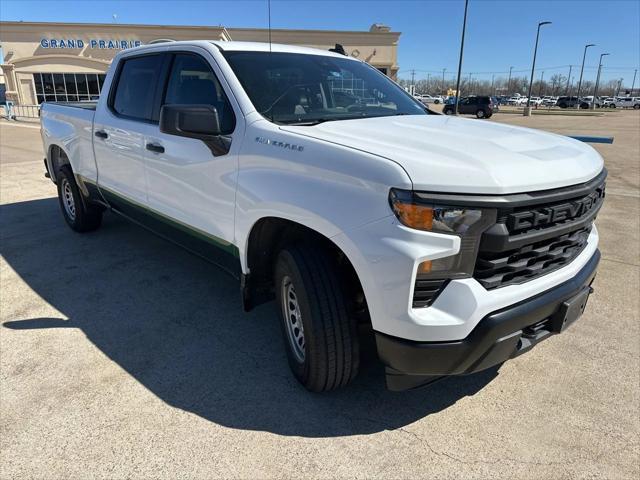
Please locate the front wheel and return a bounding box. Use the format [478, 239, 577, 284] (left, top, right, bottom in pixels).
[443, 108, 453, 115]
[610, 103, 616, 108]
[274, 244, 359, 392]
[56, 165, 103, 232]
[434, 99, 440, 104]
[634, 104, 640, 110]
[476, 109, 486, 119]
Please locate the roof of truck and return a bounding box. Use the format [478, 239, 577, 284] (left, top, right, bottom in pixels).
[209, 40, 358, 59]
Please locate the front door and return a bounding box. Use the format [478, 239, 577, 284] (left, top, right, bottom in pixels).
[143, 48, 242, 267]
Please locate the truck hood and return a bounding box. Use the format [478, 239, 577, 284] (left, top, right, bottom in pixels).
[281, 115, 604, 194]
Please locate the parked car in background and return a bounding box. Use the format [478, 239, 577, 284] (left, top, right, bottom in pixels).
[542, 96, 557, 106]
[556, 96, 581, 108]
[580, 96, 604, 109]
[529, 96, 543, 106]
[602, 97, 616, 107]
[415, 94, 444, 105]
[609, 97, 640, 109]
[442, 95, 495, 118]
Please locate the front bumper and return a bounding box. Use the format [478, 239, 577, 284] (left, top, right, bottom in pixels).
[376, 249, 600, 391]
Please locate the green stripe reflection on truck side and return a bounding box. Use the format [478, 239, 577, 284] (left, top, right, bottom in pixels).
[81, 177, 241, 278]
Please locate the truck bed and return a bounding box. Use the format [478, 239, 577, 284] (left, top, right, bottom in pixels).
[46, 101, 98, 111]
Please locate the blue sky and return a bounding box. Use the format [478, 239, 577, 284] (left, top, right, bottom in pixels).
[1, 0, 639, 84]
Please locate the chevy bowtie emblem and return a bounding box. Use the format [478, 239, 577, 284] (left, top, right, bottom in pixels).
[255, 136, 304, 152]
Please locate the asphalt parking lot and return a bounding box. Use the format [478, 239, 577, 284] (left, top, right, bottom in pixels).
[1, 111, 639, 479]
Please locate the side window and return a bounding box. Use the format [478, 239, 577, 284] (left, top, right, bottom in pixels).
[112, 54, 164, 121]
[163, 53, 235, 135]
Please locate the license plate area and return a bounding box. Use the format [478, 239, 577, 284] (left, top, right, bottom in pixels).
[549, 286, 593, 333]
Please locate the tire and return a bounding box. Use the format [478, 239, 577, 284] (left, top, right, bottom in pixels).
[434, 99, 440, 104]
[443, 108, 453, 115]
[634, 104, 640, 110]
[274, 244, 359, 392]
[558, 102, 567, 109]
[476, 109, 486, 119]
[56, 165, 103, 232]
[610, 103, 616, 108]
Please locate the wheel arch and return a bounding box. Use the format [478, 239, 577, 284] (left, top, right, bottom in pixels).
[241, 216, 369, 324]
[47, 144, 72, 183]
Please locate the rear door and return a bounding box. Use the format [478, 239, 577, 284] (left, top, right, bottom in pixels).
[93, 52, 167, 206]
[143, 47, 242, 255]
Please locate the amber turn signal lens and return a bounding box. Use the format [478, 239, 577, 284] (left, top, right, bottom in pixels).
[392, 202, 434, 230]
[417, 260, 432, 273]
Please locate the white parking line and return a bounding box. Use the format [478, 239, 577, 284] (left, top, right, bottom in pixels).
[0, 121, 41, 130]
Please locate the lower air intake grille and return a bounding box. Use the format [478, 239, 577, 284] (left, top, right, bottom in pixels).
[412, 277, 449, 308]
[474, 226, 591, 289]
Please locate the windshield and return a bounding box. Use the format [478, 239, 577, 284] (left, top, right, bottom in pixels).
[222, 51, 428, 124]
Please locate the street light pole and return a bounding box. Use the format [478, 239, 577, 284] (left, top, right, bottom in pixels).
[442, 68, 447, 95]
[525, 21, 552, 116]
[538, 70, 545, 97]
[453, 0, 469, 115]
[576, 43, 595, 107]
[507, 66, 513, 94]
[592, 52, 609, 109]
[631, 69, 637, 96]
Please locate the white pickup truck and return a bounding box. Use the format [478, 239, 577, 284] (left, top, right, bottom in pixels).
[41, 41, 606, 392]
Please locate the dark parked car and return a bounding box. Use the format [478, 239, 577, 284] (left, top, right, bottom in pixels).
[556, 96, 581, 108]
[442, 95, 494, 118]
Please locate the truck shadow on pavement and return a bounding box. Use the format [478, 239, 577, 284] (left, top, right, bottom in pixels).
[2, 197, 499, 437]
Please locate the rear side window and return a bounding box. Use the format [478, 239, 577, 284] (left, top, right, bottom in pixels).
[163, 53, 235, 134]
[112, 54, 164, 121]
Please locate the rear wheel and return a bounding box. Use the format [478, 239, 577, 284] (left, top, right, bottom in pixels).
[56, 165, 103, 232]
[476, 109, 486, 119]
[443, 108, 453, 115]
[558, 102, 567, 108]
[634, 104, 639, 110]
[610, 103, 616, 108]
[274, 244, 359, 392]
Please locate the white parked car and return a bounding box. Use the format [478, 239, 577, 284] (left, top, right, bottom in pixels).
[414, 94, 444, 104]
[528, 96, 543, 106]
[609, 97, 640, 109]
[40, 40, 606, 392]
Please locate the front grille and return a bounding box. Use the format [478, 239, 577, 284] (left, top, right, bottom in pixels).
[412, 277, 448, 308]
[473, 176, 605, 290]
[474, 227, 591, 289]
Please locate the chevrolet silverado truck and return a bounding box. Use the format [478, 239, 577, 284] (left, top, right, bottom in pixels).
[41, 41, 606, 392]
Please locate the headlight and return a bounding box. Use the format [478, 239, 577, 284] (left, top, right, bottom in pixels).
[389, 188, 496, 277]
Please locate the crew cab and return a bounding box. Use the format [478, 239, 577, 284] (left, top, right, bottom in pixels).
[41, 41, 606, 392]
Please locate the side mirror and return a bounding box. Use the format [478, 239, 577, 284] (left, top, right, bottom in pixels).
[160, 104, 221, 138]
[159, 104, 231, 156]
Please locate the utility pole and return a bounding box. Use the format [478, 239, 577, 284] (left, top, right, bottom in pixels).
[427, 73, 431, 92]
[507, 66, 513, 94]
[491, 74, 495, 94]
[565, 65, 572, 95]
[410, 69, 416, 94]
[442, 68, 447, 95]
[616, 78, 623, 97]
[576, 43, 595, 107]
[592, 52, 609, 109]
[631, 69, 637, 96]
[453, 0, 469, 115]
[538, 70, 545, 97]
[525, 21, 552, 116]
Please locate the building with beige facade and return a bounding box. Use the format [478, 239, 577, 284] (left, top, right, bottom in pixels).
[0, 21, 400, 105]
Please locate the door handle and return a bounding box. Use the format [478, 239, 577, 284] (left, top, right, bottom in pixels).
[146, 142, 165, 154]
[94, 130, 108, 139]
